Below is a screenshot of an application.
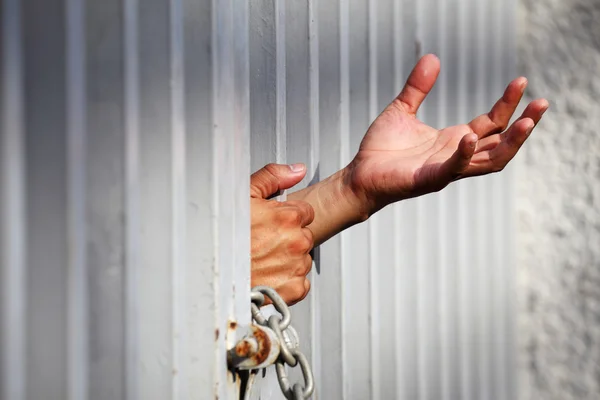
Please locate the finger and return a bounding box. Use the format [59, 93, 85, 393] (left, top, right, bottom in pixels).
[438, 133, 478, 182]
[295, 254, 313, 277]
[467, 117, 536, 176]
[468, 77, 527, 138]
[250, 163, 307, 199]
[289, 278, 311, 306]
[394, 54, 441, 115]
[474, 98, 549, 153]
[280, 277, 310, 306]
[302, 278, 311, 300]
[288, 229, 314, 255]
[302, 227, 314, 249]
[282, 200, 315, 227]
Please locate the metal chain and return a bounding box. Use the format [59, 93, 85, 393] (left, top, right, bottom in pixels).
[250, 286, 315, 400]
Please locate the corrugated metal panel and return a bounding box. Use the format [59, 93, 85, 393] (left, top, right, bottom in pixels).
[1, 0, 250, 399]
[247, 0, 517, 399]
[1, 1, 27, 399]
[1, 0, 517, 399]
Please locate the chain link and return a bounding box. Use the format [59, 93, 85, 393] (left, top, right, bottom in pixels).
[250, 286, 315, 400]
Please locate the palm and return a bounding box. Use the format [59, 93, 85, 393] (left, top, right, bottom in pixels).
[349, 54, 548, 207]
[353, 108, 472, 200]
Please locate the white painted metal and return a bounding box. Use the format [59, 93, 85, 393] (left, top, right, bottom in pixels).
[66, 1, 88, 399]
[124, 0, 141, 397]
[248, 1, 517, 399]
[85, 1, 128, 397]
[1, 1, 26, 399]
[211, 2, 252, 400]
[1, 0, 250, 399]
[0, 0, 517, 399]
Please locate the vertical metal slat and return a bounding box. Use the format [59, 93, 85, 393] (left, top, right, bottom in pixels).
[86, 0, 127, 397]
[170, 0, 188, 396]
[213, 0, 241, 398]
[24, 0, 69, 397]
[137, 0, 173, 396]
[232, 0, 252, 331]
[65, 0, 88, 397]
[1, 0, 26, 398]
[124, 0, 140, 398]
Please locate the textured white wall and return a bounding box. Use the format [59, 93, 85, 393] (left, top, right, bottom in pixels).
[517, 0, 600, 399]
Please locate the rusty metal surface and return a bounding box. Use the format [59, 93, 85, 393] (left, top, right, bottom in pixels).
[230, 324, 281, 370]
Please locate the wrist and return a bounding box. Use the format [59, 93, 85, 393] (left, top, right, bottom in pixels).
[345, 157, 392, 218]
[334, 163, 376, 223]
[287, 163, 378, 247]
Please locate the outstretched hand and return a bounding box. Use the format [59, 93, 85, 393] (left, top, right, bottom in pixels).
[288, 53, 548, 248]
[348, 54, 549, 212]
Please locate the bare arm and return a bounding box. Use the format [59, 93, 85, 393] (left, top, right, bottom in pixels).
[287, 168, 367, 247]
[290, 54, 549, 247]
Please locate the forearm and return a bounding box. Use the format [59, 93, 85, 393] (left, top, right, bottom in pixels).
[288, 166, 372, 247]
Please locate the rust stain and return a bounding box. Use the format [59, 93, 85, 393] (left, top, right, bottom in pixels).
[214, 328, 219, 341]
[235, 340, 253, 358]
[250, 325, 271, 365]
[229, 321, 237, 330]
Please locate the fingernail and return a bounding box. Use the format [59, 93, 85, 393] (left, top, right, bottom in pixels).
[289, 163, 305, 172]
[526, 125, 534, 135]
[520, 79, 528, 90]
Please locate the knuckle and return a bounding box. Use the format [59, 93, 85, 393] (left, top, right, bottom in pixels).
[488, 112, 507, 132]
[280, 208, 302, 225]
[264, 163, 279, 175]
[287, 236, 302, 254]
[296, 255, 313, 277]
[289, 280, 307, 304]
[300, 234, 313, 253]
[290, 209, 303, 224]
[304, 204, 315, 225]
[494, 120, 508, 132]
[301, 279, 311, 300]
[288, 232, 313, 254]
[303, 229, 314, 247]
[304, 256, 313, 275]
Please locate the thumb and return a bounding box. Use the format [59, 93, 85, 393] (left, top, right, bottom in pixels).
[250, 163, 307, 199]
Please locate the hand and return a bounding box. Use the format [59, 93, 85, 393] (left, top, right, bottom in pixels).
[348, 54, 549, 212]
[250, 163, 315, 305]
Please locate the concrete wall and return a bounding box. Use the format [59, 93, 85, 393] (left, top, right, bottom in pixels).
[517, 0, 600, 399]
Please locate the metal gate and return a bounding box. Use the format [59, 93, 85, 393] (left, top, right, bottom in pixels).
[1, 0, 517, 399]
